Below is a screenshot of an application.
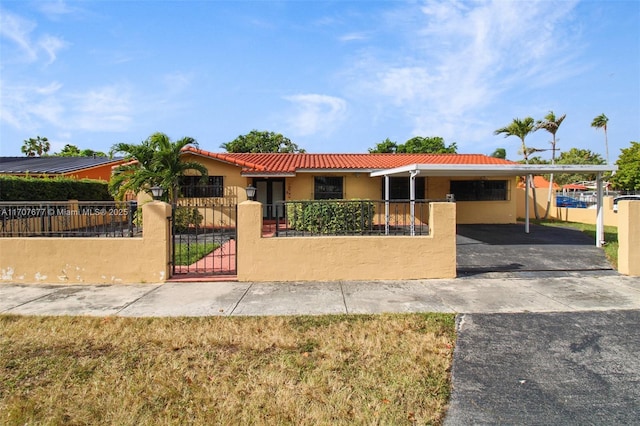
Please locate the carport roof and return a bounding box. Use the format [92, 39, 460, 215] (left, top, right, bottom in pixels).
[370, 163, 617, 177]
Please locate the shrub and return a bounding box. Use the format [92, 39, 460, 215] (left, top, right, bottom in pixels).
[287, 200, 375, 234]
[173, 206, 203, 233]
[0, 176, 112, 201]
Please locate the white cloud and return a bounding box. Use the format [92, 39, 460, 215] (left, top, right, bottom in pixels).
[70, 85, 133, 132]
[283, 94, 348, 136]
[343, 0, 581, 148]
[339, 32, 369, 42]
[0, 11, 38, 61]
[0, 9, 67, 64]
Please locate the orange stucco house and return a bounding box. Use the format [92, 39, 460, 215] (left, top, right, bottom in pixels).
[177, 147, 523, 225]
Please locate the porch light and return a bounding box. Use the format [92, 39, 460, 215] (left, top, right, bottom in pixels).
[245, 185, 256, 200]
[150, 185, 164, 200]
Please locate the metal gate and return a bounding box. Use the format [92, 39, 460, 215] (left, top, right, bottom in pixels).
[170, 201, 237, 277]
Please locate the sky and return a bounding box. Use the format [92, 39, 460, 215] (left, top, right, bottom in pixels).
[1, 0, 639, 163]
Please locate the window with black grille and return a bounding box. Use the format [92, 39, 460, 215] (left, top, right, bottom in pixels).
[381, 177, 425, 200]
[450, 180, 508, 201]
[179, 176, 224, 198]
[314, 176, 343, 199]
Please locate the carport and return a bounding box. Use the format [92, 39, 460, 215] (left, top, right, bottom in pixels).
[371, 164, 617, 247]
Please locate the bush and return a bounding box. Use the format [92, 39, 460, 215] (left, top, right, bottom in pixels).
[173, 206, 203, 233]
[0, 176, 112, 201]
[287, 200, 375, 234]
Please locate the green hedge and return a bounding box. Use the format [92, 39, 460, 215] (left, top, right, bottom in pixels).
[0, 176, 113, 201]
[286, 200, 375, 234]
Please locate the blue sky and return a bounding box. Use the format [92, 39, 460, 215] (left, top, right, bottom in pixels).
[1, 0, 638, 163]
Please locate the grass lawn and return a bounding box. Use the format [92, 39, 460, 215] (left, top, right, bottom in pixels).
[1, 313, 456, 425]
[533, 220, 619, 267]
[174, 242, 219, 266]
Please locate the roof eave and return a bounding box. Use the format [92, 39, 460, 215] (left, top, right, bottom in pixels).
[370, 164, 618, 177]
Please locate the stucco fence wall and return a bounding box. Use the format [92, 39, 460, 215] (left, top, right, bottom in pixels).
[516, 187, 618, 226]
[236, 201, 457, 281]
[0, 202, 171, 284]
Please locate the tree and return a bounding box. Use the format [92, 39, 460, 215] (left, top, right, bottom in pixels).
[367, 136, 456, 154]
[491, 148, 506, 159]
[534, 111, 566, 219]
[80, 148, 107, 157]
[109, 132, 208, 203]
[221, 130, 305, 153]
[609, 141, 640, 190]
[494, 117, 535, 164]
[494, 117, 539, 216]
[554, 148, 606, 186]
[591, 113, 609, 164]
[57, 144, 82, 156]
[368, 138, 399, 153]
[21, 136, 50, 157]
[53, 144, 108, 157]
[398, 136, 457, 153]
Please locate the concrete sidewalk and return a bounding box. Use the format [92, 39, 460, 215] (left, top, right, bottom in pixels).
[2, 273, 639, 317]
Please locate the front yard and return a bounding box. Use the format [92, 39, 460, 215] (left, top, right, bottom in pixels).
[1, 313, 456, 425]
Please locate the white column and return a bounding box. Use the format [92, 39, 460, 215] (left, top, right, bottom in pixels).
[525, 174, 531, 233]
[409, 170, 419, 236]
[384, 175, 390, 235]
[596, 172, 604, 247]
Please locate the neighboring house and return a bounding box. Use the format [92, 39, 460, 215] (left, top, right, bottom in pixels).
[0, 156, 126, 181]
[178, 147, 522, 224]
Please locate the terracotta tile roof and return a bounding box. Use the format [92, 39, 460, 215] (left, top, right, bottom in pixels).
[182, 147, 517, 174]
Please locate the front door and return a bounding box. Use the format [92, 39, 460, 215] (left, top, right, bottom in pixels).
[255, 179, 285, 219]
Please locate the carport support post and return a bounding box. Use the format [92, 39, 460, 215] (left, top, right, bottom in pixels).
[384, 175, 390, 235]
[525, 174, 531, 233]
[596, 172, 604, 247]
[410, 170, 419, 236]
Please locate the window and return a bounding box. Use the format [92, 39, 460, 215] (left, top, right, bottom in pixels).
[314, 176, 343, 199]
[180, 176, 224, 198]
[450, 180, 508, 201]
[381, 177, 425, 200]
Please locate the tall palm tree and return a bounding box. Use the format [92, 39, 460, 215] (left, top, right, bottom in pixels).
[494, 117, 536, 164]
[591, 113, 609, 164]
[534, 111, 566, 219]
[494, 117, 538, 217]
[21, 136, 50, 157]
[109, 132, 208, 203]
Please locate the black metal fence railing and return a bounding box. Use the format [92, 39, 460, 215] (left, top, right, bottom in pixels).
[171, 201, 237, 276]
[0, 201, 140, 237]
[270, 199, 447, 237]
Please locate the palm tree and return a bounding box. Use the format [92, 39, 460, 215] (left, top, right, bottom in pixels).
[591, 113, 609, 164]
[493, 117, 536, 164]
[21, 136, 50, 157]
[109, 132, 208, 203]
[494, 117, 538, 217]
[534, 111, 566, 219]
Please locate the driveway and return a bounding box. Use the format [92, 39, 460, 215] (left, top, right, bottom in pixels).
[444, 310, 640, 425]
[457, 224, 615, 277]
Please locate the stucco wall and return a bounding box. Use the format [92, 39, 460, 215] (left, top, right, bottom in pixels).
[618, 201, 640, 276]
[516, 188, 618, 227]
[0, 202, 171, 284]
[237, 201, 456, 281]
[445, 177, 518, 224]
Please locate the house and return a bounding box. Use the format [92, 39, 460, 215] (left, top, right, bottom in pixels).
[178, 147, 523, 224]
[0, 156, 126, 181]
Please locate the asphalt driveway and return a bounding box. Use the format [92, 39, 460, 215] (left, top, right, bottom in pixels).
[457, 224, 615, 277]
[444, 310, 640, 425]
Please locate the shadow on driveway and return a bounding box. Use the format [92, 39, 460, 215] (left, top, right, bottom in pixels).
[456, 224, 615, 277]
